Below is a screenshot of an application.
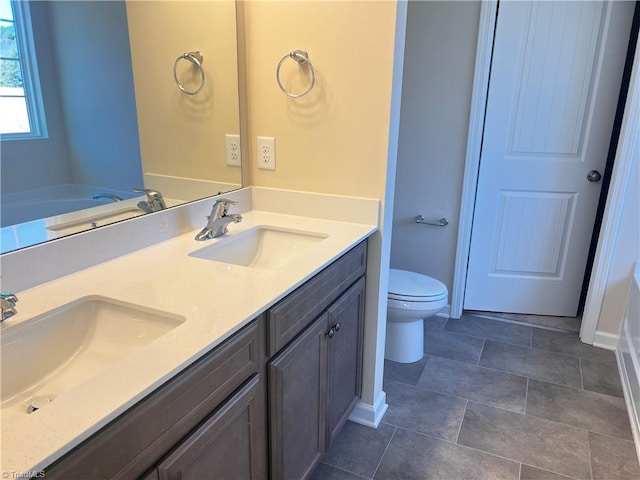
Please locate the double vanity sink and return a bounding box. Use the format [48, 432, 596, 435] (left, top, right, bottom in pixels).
[2, 225, 328, 420]
[1, 206, 376, 475]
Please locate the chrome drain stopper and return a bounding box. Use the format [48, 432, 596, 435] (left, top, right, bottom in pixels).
[27, 395, 52, 414]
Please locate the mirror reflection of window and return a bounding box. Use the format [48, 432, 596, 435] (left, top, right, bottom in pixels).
[0, 0, 45, 138]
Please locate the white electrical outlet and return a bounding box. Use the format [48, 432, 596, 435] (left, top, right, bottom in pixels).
[257, 136, 276, 170]
[225, 134, 241, 167]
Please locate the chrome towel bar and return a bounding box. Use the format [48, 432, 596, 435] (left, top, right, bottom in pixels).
[415, 215, 448, 227]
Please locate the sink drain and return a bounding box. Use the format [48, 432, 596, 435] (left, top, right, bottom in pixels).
[27, 395, 53, 414]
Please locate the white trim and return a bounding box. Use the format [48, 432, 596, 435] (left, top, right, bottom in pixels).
[616, 343, 640, 463]
[348, 391, 388, 429]
[580, 39, 640, 344]
[435, 304, 451, 319]
[592, 331, 620, 351]
[451, 1, 498, 319]
[2, 0, 47, 139]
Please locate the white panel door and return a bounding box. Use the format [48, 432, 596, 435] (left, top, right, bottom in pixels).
[464, 1, 635, 316]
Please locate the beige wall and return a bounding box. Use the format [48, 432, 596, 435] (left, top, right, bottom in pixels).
[390, 1, 481, 292]
[242, 1, 396, 199]
[242, 0, 402, 419]
[127, 1, 241, 186]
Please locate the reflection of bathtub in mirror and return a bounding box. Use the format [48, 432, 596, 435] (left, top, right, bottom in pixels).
[1, 185, 139, 227]
[1, 186, 174, 253]
[0, 176, 241, 253]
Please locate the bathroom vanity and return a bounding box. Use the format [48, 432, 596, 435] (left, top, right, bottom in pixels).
[42, 241, 366, 480]
[1, 198, 376, 480]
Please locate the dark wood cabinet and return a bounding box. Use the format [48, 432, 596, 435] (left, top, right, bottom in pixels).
[156, 375, 266, 480]
[40, 241, 367, 480]
[44, 318, 266, 480]
[268, 263, 366, 480]
[326, 277, 365, 445]
[269, 313, 329, 480]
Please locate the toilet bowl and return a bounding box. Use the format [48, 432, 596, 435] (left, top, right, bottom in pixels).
[385, 268, 448, 363]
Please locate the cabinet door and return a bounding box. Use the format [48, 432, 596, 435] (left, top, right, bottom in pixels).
[269, 314, 330, 480]
[139, 469, 158, 480]
[326, 277, 365, 445]
[156, 375, 267, 480]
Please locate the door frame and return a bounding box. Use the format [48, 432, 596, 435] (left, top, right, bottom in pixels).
[451, 0, 636, 345]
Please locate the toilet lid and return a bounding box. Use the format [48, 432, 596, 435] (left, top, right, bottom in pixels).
[388, 268, 447, 299]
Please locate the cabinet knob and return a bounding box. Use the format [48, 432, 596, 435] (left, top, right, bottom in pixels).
[327, 327, 336, 339]
[334, 322, 341, 332]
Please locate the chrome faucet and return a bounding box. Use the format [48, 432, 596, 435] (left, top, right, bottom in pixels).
[93, 193, 123, 202]
[133, 188, 167, 213]
[195, 199, 242, 241]
[1, 293, 18, 321]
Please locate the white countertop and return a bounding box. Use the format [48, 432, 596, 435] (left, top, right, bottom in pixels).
[0, 209, 376, 475]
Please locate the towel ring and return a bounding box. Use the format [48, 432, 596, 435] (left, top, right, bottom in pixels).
[276, 50, 316, 98]
[173, 51, 205, 95]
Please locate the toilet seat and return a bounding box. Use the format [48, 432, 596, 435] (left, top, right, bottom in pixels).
[387, 294, 447, 310]
[388, 268, 447, 301]
[385, 268, 449, 363]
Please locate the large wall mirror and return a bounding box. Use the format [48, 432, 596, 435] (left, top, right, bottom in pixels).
[0, 0, 243, 254]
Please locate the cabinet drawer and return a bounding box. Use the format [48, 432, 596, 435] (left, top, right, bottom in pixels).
[268, 241, 367, 355]
[45, 316, 265, 480]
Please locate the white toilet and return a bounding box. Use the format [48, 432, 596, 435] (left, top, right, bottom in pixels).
[385, 268, 448, 363]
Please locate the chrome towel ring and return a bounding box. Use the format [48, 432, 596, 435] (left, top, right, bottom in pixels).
[173, 51, 205, 95]
[276, 50, 316, 98]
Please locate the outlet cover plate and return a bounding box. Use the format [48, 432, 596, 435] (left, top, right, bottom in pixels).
[225, 134, 241, 167]
[257, 136, 276, 170]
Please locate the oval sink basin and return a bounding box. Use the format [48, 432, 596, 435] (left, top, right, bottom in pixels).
[189, 226, 328, 269]
[1, 296, 184, 416]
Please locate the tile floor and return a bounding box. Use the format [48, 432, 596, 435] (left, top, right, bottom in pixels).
[310, 314, 640, 480]
[467, 311, 582, 333]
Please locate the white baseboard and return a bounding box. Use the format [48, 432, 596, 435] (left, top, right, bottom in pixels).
[592, 331, 620, 350]
[435, 304, 451, 319]
[616, 342, 640, 464]
[349, 391, 388, 428]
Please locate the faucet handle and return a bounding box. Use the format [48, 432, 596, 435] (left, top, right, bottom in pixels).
[1, 293, 18, 305]
[214, 198, 238, 206]
[133, 188, 163, 201]
[133, 188, 167, 212]
[1, 293, 18, 321]
[210, 198, 238, 217]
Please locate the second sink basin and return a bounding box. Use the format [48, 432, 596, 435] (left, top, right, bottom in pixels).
[189, 226, 328, 269]
[1, 296, 184, 416]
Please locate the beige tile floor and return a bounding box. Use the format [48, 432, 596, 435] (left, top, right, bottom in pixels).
[310, 314, 639, 480]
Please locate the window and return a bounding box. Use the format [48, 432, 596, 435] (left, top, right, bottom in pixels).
[0, 0, 46, 138]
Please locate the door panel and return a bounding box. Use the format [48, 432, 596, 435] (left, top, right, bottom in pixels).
[493, 191, 576, 277]
[326, 278, 365, 445]
[510, 2, 604, 155]
[156, 375, 266, 480]
[269, 314, 329, 480]
[465, 0, 634, 316]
